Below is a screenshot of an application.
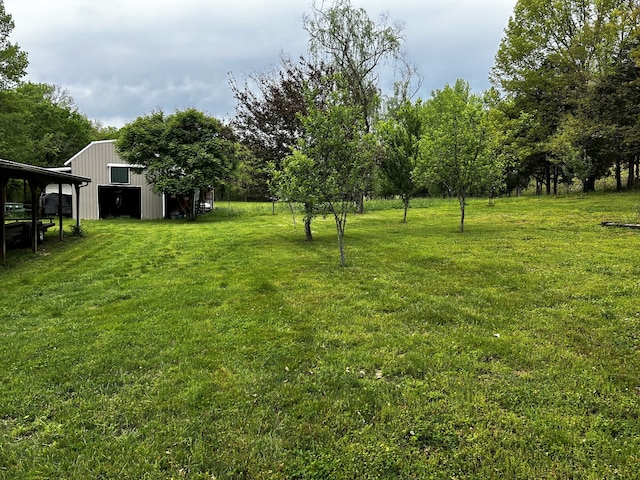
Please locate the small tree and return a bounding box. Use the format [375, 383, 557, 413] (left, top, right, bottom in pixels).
[377, 99, 424, 222]
[304, 0, 406, 212]
[230, 56, 334, 239]
[116, 109, 237, 220]
[276, 79, 375, 266]
[416, 80, 503, 233]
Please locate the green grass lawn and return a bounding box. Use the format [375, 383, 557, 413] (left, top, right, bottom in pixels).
[1, 193, 639, 479]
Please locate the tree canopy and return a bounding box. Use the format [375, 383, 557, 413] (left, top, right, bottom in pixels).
[230, 56, 334, 201]
[303, 0, 404, 132]
[376, 99, 424, 222]
[116, 109, 237, 220]
[0, 82, 93, 167]
[0, 0, 27, 90]
[416, 80, 503, 232]
[274, 76, 375, 266]
[491, 0, 640, 192]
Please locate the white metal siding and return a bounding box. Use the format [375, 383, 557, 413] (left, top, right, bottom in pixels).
[66, 140, 164, 220]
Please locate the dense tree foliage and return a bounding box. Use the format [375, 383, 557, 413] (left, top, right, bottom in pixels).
[0, 4, 96, 203]
[116, 109, 237, 220]
[580, 27, 640, 190]
[273, 77, 375, 266]
[0, 0, 27, 90]
[0, 3, 94, 171]
[416, 80, 503, 232]
[0, 82, 93, 166]
[492, 0, 640, 193]
[90, 121, 120, 141]
[230, 56, 334, 202]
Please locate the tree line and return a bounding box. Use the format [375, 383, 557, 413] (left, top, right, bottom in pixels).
[492, 0, 640, 194]
[229, 0, 640, 264]
[2, 0, 640, 264]
[0, 0, 117, 201]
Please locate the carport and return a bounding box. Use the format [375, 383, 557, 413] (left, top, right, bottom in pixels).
[0, 159, 91, 263]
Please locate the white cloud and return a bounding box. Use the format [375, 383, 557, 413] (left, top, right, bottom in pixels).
[4, 0, 515, 127]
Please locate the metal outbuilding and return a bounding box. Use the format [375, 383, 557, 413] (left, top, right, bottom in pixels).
[0, 159, 91, 263]
[64, 140, 164, 220]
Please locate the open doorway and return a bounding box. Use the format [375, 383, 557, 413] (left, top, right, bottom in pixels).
[98, 186, 141, 219]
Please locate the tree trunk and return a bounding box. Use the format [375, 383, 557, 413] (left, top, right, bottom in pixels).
[545, 164, 551, 195]
[356, 193, 364, 214]
[189, 191, 197, 220]
[304, 203, 313, 241]
[629, 156, 637, 189]
[616, 158, 622, 192]
[337, 229, 346, 267]
[304, 216, 313, 241]
[459, 195, 465, 233]
[334, 215, 346, 267]
[402, 196, 409, 223]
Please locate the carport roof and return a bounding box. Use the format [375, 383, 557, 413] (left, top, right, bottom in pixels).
[1, 159, 92, 263]
[0, 158, 91, 185]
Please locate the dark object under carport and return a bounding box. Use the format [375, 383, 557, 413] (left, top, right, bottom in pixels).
[0, 159, 91, 263]
[41, 183, 73, 217]
[3, 217, 55, 249]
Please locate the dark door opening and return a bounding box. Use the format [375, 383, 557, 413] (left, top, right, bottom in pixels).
[98, 186, 141, 219]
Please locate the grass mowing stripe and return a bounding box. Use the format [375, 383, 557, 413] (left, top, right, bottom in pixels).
[0, 192, 639, 478]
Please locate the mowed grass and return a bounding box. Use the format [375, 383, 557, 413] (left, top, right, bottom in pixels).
[1, 193, 639, 479]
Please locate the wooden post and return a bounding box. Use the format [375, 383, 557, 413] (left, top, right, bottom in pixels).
[1, 175, 7, 263]
[29, 180, 38, 254]
[58, 182, 64, 241]
[74, 183, 81, 231]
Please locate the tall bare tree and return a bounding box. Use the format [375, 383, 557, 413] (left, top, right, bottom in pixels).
[303, 0, 407, 212]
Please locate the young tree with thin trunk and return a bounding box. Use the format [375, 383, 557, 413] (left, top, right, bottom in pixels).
[303, 0, 407, 213]
[230, 56, 334, 239]
[416, 80, 503, 233]
[275, 78, 375, 266]
[377, 99, 424, 223]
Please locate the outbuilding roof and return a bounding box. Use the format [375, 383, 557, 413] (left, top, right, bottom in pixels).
[1, 158, 92, 263]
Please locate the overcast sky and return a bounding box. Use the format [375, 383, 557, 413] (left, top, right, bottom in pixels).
[5, 0, 515, 128]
